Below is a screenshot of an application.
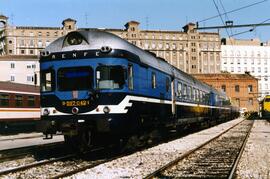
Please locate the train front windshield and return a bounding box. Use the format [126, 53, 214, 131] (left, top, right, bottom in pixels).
[58, 67, 93, 91]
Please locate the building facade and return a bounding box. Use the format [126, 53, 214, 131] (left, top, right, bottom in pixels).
[0, 55, 39, 85]
[221, 38, 270, 100]
[193, 73, 259, 112]
[0, 15, 221, 76]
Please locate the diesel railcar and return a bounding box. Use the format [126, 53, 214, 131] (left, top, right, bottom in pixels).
[261, 95, 270, 118]
[39, 30, 239, 149]
[0, 82, 40, 131]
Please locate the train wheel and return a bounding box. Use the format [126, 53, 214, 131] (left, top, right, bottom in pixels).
[80, 128, 93, 149]
[64, 135, 79, 150]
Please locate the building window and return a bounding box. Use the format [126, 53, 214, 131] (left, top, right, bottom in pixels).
[236, 98, 240, 107]
[20, 40, 25, 46]
[46, 40, 50, 46]
[235, 85, 240, 92]
[54, 31, 58, 37]
[27, 65, 31, 69]
[10, 75, 15, 81]
[21, 50, 25, 54]
[27, 75, 33, 82]
[32, 64, 36, 69]
[15, 95, 23, 107]
[151, 72, 156, 89]
[221, 85, 226, 92]
[38, 40, 42, 47]
[9, 50, 12, 54]
[192, 65, 196, 69]
[10, 63, 15, 69]
[248, 85, 253, 92]
[29, 50, 34, 54]
[8, 40, 12, 44]
[248, 98, 253, 105]
[29, 40, 34, 46]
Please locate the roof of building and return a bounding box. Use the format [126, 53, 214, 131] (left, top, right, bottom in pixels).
[62, 18, 77, 25]
[0, 81, 39, 93]
[192, 73, 258, 80]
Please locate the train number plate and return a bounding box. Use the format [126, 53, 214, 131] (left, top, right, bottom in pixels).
[62, 100, 90, 107]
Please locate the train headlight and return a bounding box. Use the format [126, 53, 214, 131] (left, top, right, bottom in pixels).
[43, 108, 50, 116]
[72, 107, 79, 114]
[103, 106, 110, 114]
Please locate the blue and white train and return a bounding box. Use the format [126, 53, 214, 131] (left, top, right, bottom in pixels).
[39, 30, 239, 149]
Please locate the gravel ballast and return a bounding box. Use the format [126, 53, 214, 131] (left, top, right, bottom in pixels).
[236, 119, 270, 179]
[69, 118, 244, 179]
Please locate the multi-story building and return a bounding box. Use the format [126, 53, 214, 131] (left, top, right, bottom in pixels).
[0, 55, 39, 85]
[221, 38, 270, 99]
[0, 14, 221, 77]
[105, 21, 221, 74]
[193, 73, 259, 112]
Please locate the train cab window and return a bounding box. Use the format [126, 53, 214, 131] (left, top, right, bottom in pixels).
[97, 66, 125, 89]
[128, 64, 134, 90]
[166, 77, 170, 92]
[28, 96, 35, 107]
[151, 72, 156, 89]
[41, 70, 55, 92]
[58, 67, 93, 91]
[177, 82, 182, 97]
[15, 95, 23, 107]
[0, 94, 9, 106]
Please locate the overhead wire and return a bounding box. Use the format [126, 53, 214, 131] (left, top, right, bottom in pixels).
[212, 0, 233, 44]
[198, 0, 268, 23]
[229, 18, 270, 37]
[218, 0, 234, 36]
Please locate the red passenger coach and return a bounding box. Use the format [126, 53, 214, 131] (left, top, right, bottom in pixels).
[0, 82, 40, 132]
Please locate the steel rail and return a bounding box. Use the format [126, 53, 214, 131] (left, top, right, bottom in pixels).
[144, 118, 246, 179]
[0, 153, 76, 176]
[228, 119, 254, 179]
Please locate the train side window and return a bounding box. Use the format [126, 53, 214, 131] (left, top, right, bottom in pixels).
[128, 64, 134, 90]
[194, 88, 197, 101]
[0, 93, 9, 106]
[152, 72, 156, 89]
[166, 77, 170, 92]
[177, 82, 182, 97]
[187, 86, 191, 100]
[41, 70, 55, 92]
[199, 90, 203, 103]
[28, 96, 35, 107]
[183, 84, 187, 99]
[96, 66, 125, 90]
[15, 95, 23, 107]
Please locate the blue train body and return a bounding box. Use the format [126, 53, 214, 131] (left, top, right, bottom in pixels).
[39, 30, 239, 149]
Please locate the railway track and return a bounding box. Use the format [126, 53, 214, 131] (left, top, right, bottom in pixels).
[0, 141, 65, 162]
[145, 119, 253, 179]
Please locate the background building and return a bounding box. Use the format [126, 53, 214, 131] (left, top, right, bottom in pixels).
[105, 22, 221, 74]
[193, 73, 259, 112]
[0, 15, 221, 86]
[221, 38, 270, 100]
[0, 55, 39, 85]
